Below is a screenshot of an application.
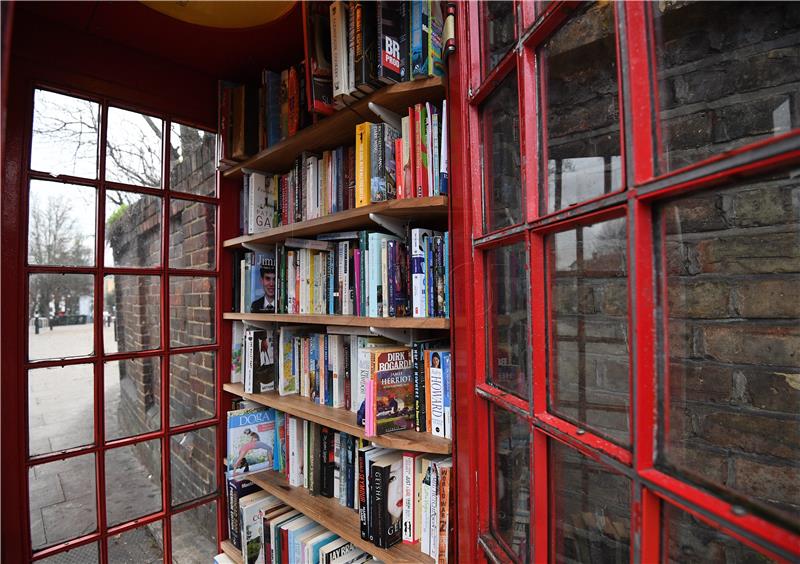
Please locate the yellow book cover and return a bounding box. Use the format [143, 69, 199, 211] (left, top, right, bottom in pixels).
[355, 122, 372, 207]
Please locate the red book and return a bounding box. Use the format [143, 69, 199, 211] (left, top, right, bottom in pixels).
[395, 137, 404, 198]
[408, 105, 417, 198]
[280, 526, 290, 564]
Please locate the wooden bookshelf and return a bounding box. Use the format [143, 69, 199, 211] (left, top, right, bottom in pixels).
[224, 196, 449, 248]
[248, 469, 433, 564]
[224, 382, 452, 455]
[220, 539, 244, 564]
[222, 77, 446, 179]
[224, 312, 450, 330]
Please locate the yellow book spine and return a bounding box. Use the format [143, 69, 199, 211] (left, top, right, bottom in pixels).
[355, 122, 371, 207]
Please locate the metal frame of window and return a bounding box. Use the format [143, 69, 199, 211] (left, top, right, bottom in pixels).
[2, 72, 226, 562]
[450, 1, 800, 562]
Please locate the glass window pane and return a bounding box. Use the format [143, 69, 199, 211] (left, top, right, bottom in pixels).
[483, 1, 515, 73]
[29, 365, 94, 456]
[105, 357, 161, 442]
[657, 171, 800, 522]
[486, 243, 530, 399]
[170, 123, 216, 196]
[482, 72, 522, 232]
[31, 89, 99, 179]
[169, 276, 216, 348]
[107, 521, 163, 563]
[547, 217, 630, 447]
[28, 180, 96, 267]
[104, 275, 161, 354]
[105, 439, 162, 527]
[550, 441, 631, 563]
[29, 273, 94, 361]
[36, 543, 99, 564]
[171, 426, 216, 507]
[106, 107, 163, 188]
[492, 408, 530, 562]
[662, 502, 773, 563]
[29, 454, 97, 551]
[169, 199, 216, 270]
[171, 501, 218, 562]
[654, 2, 800, 173]
[105, 190, 162, 268]
[170, 351, 215, 427]
[542, 3, 622, 213]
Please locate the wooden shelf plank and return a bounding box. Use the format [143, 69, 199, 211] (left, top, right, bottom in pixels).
[222, 77, 446, 179]
[224, 382, 452, 455]
[224, 196, 448, 248]
[220, 540, 243, 564]
[223, 312, 450, 330]
[248, 469, 433, 564]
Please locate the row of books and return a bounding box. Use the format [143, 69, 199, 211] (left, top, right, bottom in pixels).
[231, 321, 453, 439]
[240, 101, 447, 236]
[226, 403, 453, 560]
[233, 230, 449, 319]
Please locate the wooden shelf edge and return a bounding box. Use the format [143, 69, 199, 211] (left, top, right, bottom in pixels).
[247, 469, 433, 564]
[220, 539, 243, 564]
[223, 196, 448, 248]
[224, 382, 452, 455]
[223, 312, 450, 330]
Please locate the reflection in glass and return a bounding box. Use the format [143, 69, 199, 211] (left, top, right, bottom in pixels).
[542, 3, 621, 213]
[105, 191, 163, 268]
[550, 441, 631, 563]
[548, 217, 630, 446]
[170, 276, 216, 348]
[31, 89, 100, 179]
[28, 180, 96, 267]
[657, 172, 800, 522]
[171, 426, 216, 507]
[662, 503, 773, 563]
[105, 440, 162, 526]
[483, 1, 515, 72]
[28, 273, 94, 361]
[37, 543, 99, 564]
[29, 455, 97, 551]
[486, 244, 530, 399]
[104, 275, 160, 354]
[482, 71, 522, 232]
[106, 107, 163, 188]
[171, 502, 219, 562]
[492, 408, 530, 562]
[105, 357, 161, 442]
[170, 351, 215, 427]
[29, 365, 94, 457]
[107, 521, 163, 563]
[170, 123, 216, 196]
[654, 2, 800, 173]
[169, 199, 216, 270]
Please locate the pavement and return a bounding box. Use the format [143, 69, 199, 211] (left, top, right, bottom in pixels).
[28, 322, 218, 562]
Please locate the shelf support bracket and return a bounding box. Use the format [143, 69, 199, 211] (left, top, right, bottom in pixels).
[369, 326, 413, 345]
[240, 319, 273, 330]
[369, 213, 407, 238]
[242, 242, 273, 253]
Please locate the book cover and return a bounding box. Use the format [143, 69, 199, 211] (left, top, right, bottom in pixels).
[318, 538, 356, 564]
[410, 0, 429, 79]
[227, 473, 261, 550]
[355, 0, 378, 93]
[428, 0, 445, 78]
[436, 461, 453, 563]
[227, 407, 275, 476]
[265, 71, 282, 147]
[248, 171, 279, 233]
[370, 347, 414, 435]
[371, 451, 404, 548]
[411, 228, 436, 317]
[376, 0, 408, 83]
[355, 122, 372, 207]
[240, 492, 280, 564]
[231, 321, 244, 384]
[250, 248, 277, 314]
[305, 1, 336, 115]
[303, 531, 338, 564]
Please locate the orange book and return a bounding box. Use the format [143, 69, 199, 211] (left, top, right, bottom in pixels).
[355, 122, 372, 207]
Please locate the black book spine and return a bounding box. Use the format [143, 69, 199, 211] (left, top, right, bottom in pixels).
[344, 339, 351, 411]
[358, 449, 369, 540]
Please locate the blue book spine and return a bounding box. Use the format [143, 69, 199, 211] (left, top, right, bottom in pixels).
[266, 71, 282, 147]
[328, 251, 335, 315]
[442, 351, 452, 439]
[444, 232, 449, 318]
[387, 240, 397, 317]
[310, 337, 319, 404]
[426, 236, 434, 317]
[410, 0, 428, 78]
[325, 336, 333, 406]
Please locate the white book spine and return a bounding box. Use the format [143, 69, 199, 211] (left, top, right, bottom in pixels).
[349, 335, 359, 413]
[402, 454, 415, 544]
[429, 464, 440, 560]
[244, 329, 254, 394]
[303, 420, 310, 489]
[430, 363, 445, 438]
[421, 465, 431, 556]
[411, 229, 433, 318]
[289, 416, 301, 487]
[381, 238, 389, 318]
[287, 251, 296, 314]
[333, 432, 341, 501]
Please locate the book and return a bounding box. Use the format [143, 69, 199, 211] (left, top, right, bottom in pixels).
[354, 122, 372, 207]
[305, 1, 335, 115]
[244, 327, 277, 394]
[227, 407, 275, 476]
[370, 451, 404, 548]
[368, 347, 414, 435]
[250, 249, 277, 314]
[376, 0, 408, 83]
[262, 505, 293, 563]
[318, 538, 356, 564]
[402, 452, 423, 544]
[240, 492, 281, 564]
[269, 510, 302, 564]
[247, 171, 279, 233]
[410, 0, 429, 79]
[227, 473, 261, 550]
[231, 321, 244, 384]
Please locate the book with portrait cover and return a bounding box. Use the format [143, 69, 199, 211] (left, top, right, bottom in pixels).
[368, 347, 414, 435]
[249, 248, 277, 313]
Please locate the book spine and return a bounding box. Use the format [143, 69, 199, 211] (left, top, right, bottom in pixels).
[387, 240, 397, 318]
[370, 462, 383, 546]
[429, 462, 440, 560]
[346, 436, 356, 508]
[381, 238, 389, 318]
[358, 449, 369, 540]
[437, 466, 451, 564]
[333, 432, 342, 502]
[421, 464, 431, 555]
[426, 236, 434, 319]
[244, 330, 254, 394]
[355, 123, 371, 207]
[402, 454, 415, 544]
[370, 123, 386, 203]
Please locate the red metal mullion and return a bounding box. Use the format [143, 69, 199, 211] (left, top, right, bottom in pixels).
[531, 428, 547, 562]
[470, 47, 517, 108]
[613, 2, 628, 197]
[520, 2, 576, 51]
[29, 532, 101, 561]
[519, 42, 539, 223]
[535, 412, 632, 465]
[639, 486, 661, 563]
[25, 264, 97, 275]
[530, 232, 547, 416]
[103, 179, 166, 200]
[28, 170, 100, 188]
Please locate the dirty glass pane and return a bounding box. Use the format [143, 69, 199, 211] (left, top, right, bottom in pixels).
[170, 123, 216, 197]
[169, 199, 216, 270]
[31, 89, 99, 179]
[169, 276, 216, 348]
[28, 273, 94, 361]
[550, 441, 631, 563]
[28, 180, 96, 267]
[105, 107, 163, 188]
[653, 2, 800, 173]
[482, 72, 522, 232]
[37, 543, 99, 564]
[483, 1, 515, 73]
[542, 3, 622, 213]
[104, 275, 161, 354]
[105, 190, 162, 268]
[105, 357, 161, 442]
[171, 501, 218, 562]
[547, 217, 630, 447]
[657, 171, 800, 523]
[107, 521, 163, 564]
[29, 364, 94, 457]
[492, 407, 530, 562]
[486, 243, 530, 400]
[29, 454, 97, 551]
[170, 425, 217, 507]
[105, 439, 162, 526]
[170, 351, 215, 427]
